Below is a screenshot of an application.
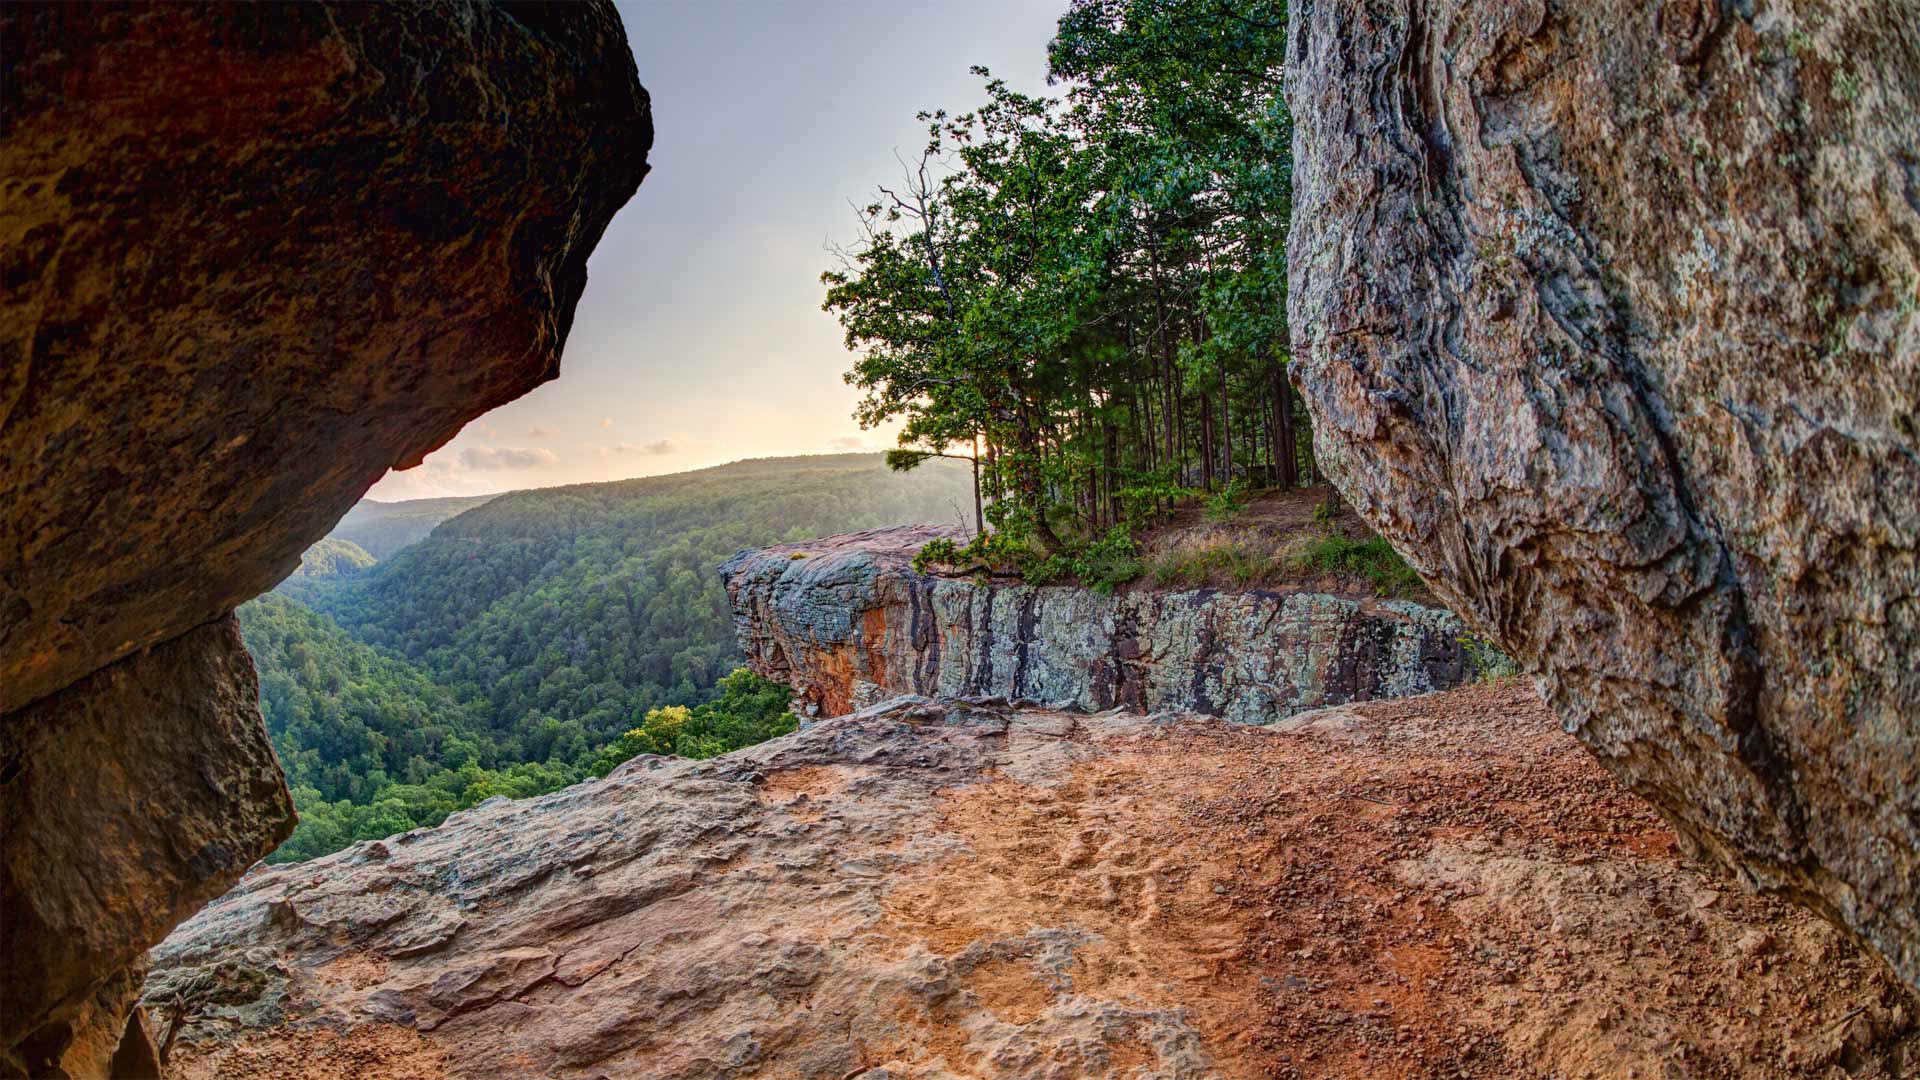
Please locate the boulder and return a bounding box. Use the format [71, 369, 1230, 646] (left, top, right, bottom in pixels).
[1286, 0, 1918, 988]
[721, 526, 1481, 721]
[0, 0, 651, 713]
[0, 2, 651, 1072]
[0, 619, 291, 1076]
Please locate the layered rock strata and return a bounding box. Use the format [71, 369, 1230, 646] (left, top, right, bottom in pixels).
[147, 689, 1918, 1078]
[721, 526, 1478, 723]
[1286, 0, 1919, 988]
[0, 3, 651, 1072]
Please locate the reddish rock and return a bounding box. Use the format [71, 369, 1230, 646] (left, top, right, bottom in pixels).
[146, 691, 1919, 1078]
[1, 620, 291, 1076]
[0, 3, 651, 1073]
[0, 1, 652, 713]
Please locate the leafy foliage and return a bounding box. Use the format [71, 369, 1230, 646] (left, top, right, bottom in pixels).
[586, 668, 798, 773]
[826, 0, 1306, 561]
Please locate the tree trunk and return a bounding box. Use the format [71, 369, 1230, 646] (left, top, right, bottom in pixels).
[1219, 354, 1232, 485]
[1273, 363, 1298, 488]
[1199, 392, 1214, 492]
[970, 434, 984, 536]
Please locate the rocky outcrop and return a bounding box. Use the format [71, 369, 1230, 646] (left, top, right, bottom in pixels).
[1, 619, 291, 1077]
[721, 526, 1479, 722]
[146, 689, 1918, 1078]
[0, 3, 651, 1072]
[1286, 1, 1919, 989]
[0, 2, 649, 713]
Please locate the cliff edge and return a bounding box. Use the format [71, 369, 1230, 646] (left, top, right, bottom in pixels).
[721, 526, 1477, 722]
[148, 688, 1916, 1078]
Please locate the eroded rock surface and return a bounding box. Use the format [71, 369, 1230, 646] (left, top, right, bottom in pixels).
[0, 3, 651, 1072]
[0, 1, 651, 712]
[721, 526, 1478, 721]
[0, 618, 292, 1075]
[149, 690, 1917, 1079]
[1287, 0, 1919, 987]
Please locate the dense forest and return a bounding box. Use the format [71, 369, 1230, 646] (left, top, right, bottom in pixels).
[247, 454, 974, 861]
[825, 0, 1300, 576]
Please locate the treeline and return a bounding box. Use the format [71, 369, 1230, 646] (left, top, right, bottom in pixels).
[825, 0, 1300, 559]
[249, 455, 974, 860]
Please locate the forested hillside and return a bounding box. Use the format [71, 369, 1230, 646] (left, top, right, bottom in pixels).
[288, 537, 377, 579]
[326, 493, 499, 559]
[243, 454, 974, 861]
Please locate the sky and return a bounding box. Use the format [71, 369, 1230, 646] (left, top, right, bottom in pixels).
[369, 0, 1064, 500]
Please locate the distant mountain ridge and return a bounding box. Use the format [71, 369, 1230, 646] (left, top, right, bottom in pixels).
[289, 537, 377, 579]
[326, 493, 500, 559]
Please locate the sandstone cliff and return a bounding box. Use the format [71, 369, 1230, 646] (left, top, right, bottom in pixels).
[1286, 1, 1919, 989]
[147, 688, 1918, 1078]
[721, 526, 1478, 722]
[0, 4, 651, 1073]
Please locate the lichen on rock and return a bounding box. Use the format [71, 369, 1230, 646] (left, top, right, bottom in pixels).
[1285, 0, 1918, 989]
[721, 525, 1482, 721]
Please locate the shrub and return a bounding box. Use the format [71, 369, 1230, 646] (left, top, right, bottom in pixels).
[1460, 635, 1521, 681]
[1204, 478, 1253, 523]
[1284, 534, 1422, 597]
[1067, 527, 1143, 594]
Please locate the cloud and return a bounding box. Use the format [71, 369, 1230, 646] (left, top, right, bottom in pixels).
[457, 446, 561, 471]
[601, 439, 677, 458]
[527, 426, 553, 438]
[827, 436, 867, 451]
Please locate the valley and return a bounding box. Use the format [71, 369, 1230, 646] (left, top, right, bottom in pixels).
[244, 455, 974, 862]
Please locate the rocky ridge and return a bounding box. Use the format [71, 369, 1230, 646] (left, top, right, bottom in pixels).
[721, 525, 1479, 722]
[1286, 0, 1919, 988]
[148, 687, 1917, 1079]
[0, 3, 651, 1073]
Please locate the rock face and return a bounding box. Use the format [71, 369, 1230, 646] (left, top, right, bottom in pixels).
[1, 619, 292, 1077]
[0, 3, 651, 1073]
[721, 526, 1479, 722]
[147, 689, 1919, 1078]
[1286, 1, 1919, 989]
[0, 1, 650, 713]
